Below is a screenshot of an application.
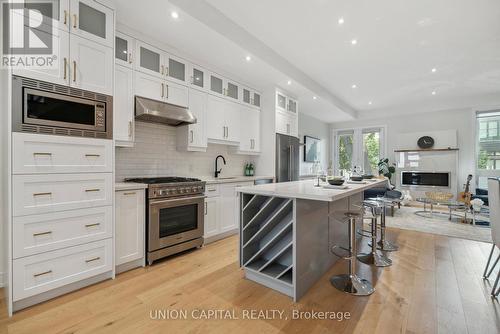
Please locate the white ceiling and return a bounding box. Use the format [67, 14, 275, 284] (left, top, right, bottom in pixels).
[112, 0, 500, 122]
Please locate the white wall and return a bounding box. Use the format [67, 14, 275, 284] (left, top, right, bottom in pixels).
[115, 122, 258, 180]
[331, 108, 475, 193]
[298, 112, 331, 175]
[0, 70, 8, 287]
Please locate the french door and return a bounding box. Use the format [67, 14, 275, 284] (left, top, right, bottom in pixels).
[334, 127, 385, 175]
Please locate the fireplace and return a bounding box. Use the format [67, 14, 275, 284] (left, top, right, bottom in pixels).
[401, 171, 450, 187]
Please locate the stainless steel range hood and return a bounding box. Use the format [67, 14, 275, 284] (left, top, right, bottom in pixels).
[135, 96, 196, 126]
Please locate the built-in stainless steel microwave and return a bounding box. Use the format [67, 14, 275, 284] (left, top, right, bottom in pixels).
[12, 75, 113, 139]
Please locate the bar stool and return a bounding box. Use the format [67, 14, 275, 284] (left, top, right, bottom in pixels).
[368, 197, 399, 252]
[330, 212, 375, 296]
[357, 201, 392, 267]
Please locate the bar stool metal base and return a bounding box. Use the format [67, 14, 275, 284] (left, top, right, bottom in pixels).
[330, 274, 375, 296]
[357, 252, 392, 267]
[376, 239, 399, 252]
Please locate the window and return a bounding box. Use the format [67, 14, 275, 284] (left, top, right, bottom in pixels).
[334, 127, 385, 175]
[476, 110, 500, 188]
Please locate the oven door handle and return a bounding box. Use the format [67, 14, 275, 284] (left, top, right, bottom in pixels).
[149, 195, 207, 206]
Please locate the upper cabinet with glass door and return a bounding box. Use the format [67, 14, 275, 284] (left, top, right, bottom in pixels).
[17, 0, 70, 32]
[69, 0, 114, 47]
[165, 54, 188, 85]
[242, 87, 261, 109]
[225, 80, 239, 101]
[115, 32, 134, 68]
[188, 64, 208, 91]
[287, 98, 298, 114]
[209, 72, 224, 97]
[135, 41, 165, 79]
[276, 91, 287, 111]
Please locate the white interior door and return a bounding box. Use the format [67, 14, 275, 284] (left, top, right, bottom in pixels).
[70, 34, 113, 94]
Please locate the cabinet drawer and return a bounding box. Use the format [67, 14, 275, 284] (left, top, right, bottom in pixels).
[13, 173, 113, 216]
[13, 133, 113, 174]
[13, 239, 112, 301]
[13, 206, 113, 258]
[205, 184, 219, 197]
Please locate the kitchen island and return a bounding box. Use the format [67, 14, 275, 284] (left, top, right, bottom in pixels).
[237, 179, 387, 301]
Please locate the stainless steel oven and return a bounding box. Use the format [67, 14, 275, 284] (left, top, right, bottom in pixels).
[148, 195, 204, 259]
[12, 75, 113, 139]
[125, 177, 206, 265]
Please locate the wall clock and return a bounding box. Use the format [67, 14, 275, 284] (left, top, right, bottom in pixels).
[417, 136, 434, 149]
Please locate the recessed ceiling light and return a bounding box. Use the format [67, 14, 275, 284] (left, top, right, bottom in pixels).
[368, 101, 372, 105]
[431, 68, 437, 73]
[171, 11, 179, 19]
[351, 39, 357, 45]
[287, 80, 292, 85]
[313, 96, 317, 100]
[338, 17, 344, 25]
[351, 84, 357, 89]
[245, 55, 251, 62]
[432, 91, 436, 95]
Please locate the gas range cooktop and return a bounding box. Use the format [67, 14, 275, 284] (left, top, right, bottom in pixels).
[124, 177, 201, 184]
[124, 177, 205, 199]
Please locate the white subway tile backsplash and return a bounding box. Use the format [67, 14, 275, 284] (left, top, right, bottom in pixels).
[115, 122, 256, 180]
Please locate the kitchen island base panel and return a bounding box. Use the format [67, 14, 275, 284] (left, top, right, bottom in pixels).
[240, 192, 363, 301]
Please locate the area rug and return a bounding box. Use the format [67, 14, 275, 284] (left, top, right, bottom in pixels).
[384, 206, 492, 243]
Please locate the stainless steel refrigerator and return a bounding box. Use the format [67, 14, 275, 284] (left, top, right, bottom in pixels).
[276, 133, 300, 182]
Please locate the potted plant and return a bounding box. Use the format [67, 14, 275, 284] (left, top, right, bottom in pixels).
[378, 158, 396, 182]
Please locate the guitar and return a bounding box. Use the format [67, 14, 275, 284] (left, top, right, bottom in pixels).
[458, 174, 473, 206]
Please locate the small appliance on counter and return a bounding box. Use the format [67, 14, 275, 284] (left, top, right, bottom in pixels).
[124, 177, 206, 265]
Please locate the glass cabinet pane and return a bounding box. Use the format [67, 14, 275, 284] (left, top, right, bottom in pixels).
[243, 89, 251, 103]
[227, 82, 238, 99]
[253, 93, 261, 107]
[115, 36, 128, 61]
[79, 2, 106, 39]
[277, 93, 286, 109]
[210, 75, 223, 94]
[24, 1, 60, 20]
[192, 68, 204, 88]
[169, 58, 185, 81]
[140, 47, 160, 73]
[288, 99, 297, 113]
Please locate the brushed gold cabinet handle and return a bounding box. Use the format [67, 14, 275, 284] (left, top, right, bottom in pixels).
[85, 189, 100, 192]
[85, 223, 100, 228]
[161, 83, 164, 98]
[123, 192, 136, 195]
[63, 10, 67, 25]
[128, 53, 132, 64]
[73, 14, 77, 28]
[165, 67, 169, 76]
[166, 84, 169, 99]
[73, 60, 76, 82]
[33, 270, 52, 277]
[85, 154, 100, 157]
[63, 57, 67, 80]
[33, 152, 52, 156]
[161, 65, 164, 75]
[33, 231, 52, 237]
[33, 192, 52, 197]
[85, 257, 101, 263]
[190, 130, 194, 143]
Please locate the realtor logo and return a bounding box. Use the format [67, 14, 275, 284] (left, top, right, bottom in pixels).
[1, 0, 58, 69]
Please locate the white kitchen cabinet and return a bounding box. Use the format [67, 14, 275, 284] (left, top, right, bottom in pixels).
[276, 111, 298, 137]
[164, 80, 189, 107]
[12, 132, 113, 174]
[242, 87, 261, 109]
[114, 65, 134, 146]
[115, 32, 134, 68]
[177, 88, 207, 152]
[188, 63, 208, 91]
[15, 0, 70, 32]
[135, 71, 164, 101]
[237, 107, 260, 153]
[12, 239, 112, 301]
[276, 91, 287, 111]
[166, 54, 188, 85]
[12, 26, 70, 86]
[203, 196, 220, 239]
[209, 72, 224, 96]
[70, 34, 113, 95]
[220, 182, 253, 233]
[135, 41, 165, 79]
[115, 189, 145, 267]
[287, 98, 298, 114]
[69, 0, 114, 47]
[206, 95, 240, 144]
[225, 79, 239, 101]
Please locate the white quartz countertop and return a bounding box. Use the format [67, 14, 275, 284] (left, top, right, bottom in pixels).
[115, 182, 148, 191]
[236, 179, 388, 202]
[200, 175, 274, 185]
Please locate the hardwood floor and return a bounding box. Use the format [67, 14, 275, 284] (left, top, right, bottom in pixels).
[1, 228, 499, 334]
